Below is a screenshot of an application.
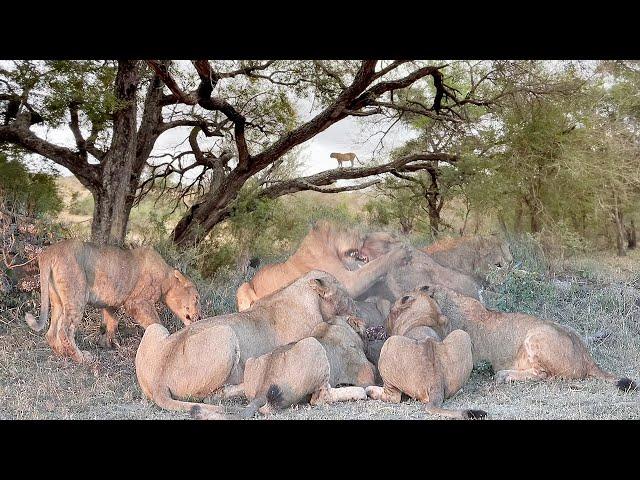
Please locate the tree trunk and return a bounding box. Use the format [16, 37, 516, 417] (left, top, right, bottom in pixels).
[626, 219, 637, 250]
[90, 176, 136, 246]
[172, 170, 250, 247]
[612, 202, 626, 257]
[425, 168, 441, 238]
[514, 198, 524, 233]
[89, 60, 140, 246]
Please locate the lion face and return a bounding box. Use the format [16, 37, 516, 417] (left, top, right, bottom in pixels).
[164, 270, 202, 325]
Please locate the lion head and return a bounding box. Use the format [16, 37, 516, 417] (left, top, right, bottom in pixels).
[310, 220, 368, 271]
[480, 236, 514, 270]
[164, 270, 202, 325]
[385, 285, 450, 339]
[308, 276, 356, 319]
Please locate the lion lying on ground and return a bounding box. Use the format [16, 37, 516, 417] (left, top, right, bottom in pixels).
[25, 239, 201, 363]
[430, 285, 638, 391]
[135, 272, 359, 417]
[236, 220, 409, 311]
[193, 316, 374, 419]
[422, 235, 513, 284]
[366, 286, 486, 419]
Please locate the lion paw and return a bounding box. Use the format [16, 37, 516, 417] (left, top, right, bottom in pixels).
[365, 386, 384, 400]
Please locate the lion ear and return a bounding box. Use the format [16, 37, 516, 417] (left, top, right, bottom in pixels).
[399, 295, 414, 307]
[309, 277, 330, 298]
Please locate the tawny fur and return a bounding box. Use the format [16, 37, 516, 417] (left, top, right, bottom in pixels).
[236, 221, 410, 311]
[422, 235, 513, 284]
[368, 330, 485, 420]
[357, 243, 482, 304]
[135, 271, 360, 415]
[193, 316, 375, 420]
[329, 152, 359, 167]
[25, 239, 201, 363]
[366, 285, 485, 419]
[431, 285, 637, 391]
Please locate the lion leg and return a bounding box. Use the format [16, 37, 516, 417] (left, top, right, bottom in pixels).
[45, 288, 64, 356]
[236, 282, 258, 312]
[98, 307, 120, 349]
[126, 302, 161, 329]
[57, 306, 93, 363]
[365, 384, 402, 403]
[496, 326, 584, 384]
[328, 386, 368, 403]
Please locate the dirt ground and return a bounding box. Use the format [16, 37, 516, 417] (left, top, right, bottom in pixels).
[1, 249, 640, 420]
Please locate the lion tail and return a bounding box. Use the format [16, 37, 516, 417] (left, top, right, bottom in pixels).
[424, 403, 487, 420]
[587, 363, 638, 392]
[25, 254, 51, 332]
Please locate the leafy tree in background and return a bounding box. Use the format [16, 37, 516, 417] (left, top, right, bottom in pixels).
[1, 60, 475, 247]
[0, 153, 62, 216]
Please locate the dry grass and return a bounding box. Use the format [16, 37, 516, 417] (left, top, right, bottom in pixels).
[2, 242, 639, 420]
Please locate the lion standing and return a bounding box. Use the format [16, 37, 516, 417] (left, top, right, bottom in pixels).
[330, 152, 359, 167]
[25, 239, 201, 363]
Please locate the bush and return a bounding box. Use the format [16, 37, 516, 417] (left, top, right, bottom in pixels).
[0, 154, 63, 217]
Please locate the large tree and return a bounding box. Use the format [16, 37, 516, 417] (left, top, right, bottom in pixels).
[0, 60, 496, 247]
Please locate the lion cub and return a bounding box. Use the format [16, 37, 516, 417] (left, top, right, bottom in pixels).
[430, 285, 637, 391]
[367, 286, 487, 419]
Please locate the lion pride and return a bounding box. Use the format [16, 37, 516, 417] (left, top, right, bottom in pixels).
[193, 316, 373, 420]
[135, 272, 360, 416]
[236, 220, 410, 311]
[25, 239, 201, 363]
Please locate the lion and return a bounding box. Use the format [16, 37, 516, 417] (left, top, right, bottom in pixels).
[355, 236, 482, 303]
[236, 220, 410, 311]
[135, 271, 360, 416]
[366, 285, 485, 419]
[430, 285, 638, 391]
[24, 239, 201, 363]
[193, 316, 374, 419]
[330, 152, 359, 167]
[422, 235, 513, 284]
